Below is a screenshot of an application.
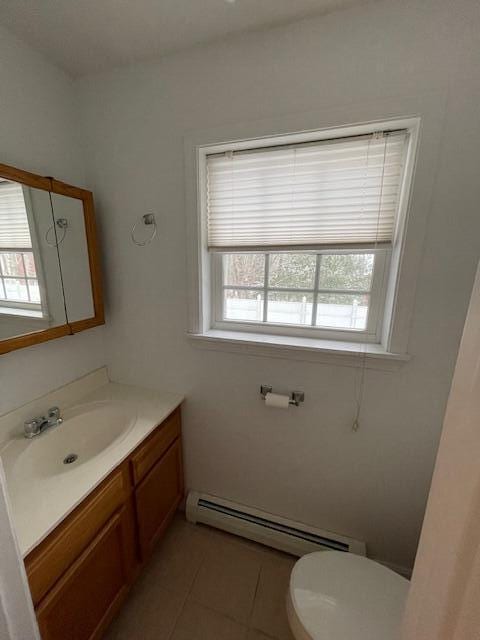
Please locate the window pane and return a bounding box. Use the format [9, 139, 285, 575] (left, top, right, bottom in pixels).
[267, 292, 313, 325]
[23, 252, 37, 277]
[223, 254, 265, 287]
[28, 279, 41, 303]
[0, 252, 24, 277]
[318, 254, 374, 291]
[268, 253, 316, 289]
[224, 289, 264, 322]
[4, 278, 29, 302]
[316, 293, 369, 330]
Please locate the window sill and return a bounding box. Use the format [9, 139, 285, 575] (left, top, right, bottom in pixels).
[188, 330, 410, 370]
[0, 307, 46, 321]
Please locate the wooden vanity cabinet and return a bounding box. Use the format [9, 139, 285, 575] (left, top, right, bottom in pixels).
[24, 406, 184, 640]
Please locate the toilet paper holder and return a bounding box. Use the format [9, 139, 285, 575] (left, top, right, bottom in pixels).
[260, 385, 305, 407]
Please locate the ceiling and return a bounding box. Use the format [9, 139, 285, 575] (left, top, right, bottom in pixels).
[0, 0, 367, 77]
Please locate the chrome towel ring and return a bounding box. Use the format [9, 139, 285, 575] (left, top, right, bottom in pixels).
[131, 213, 157, 246]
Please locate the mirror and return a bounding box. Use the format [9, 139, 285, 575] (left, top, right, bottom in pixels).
[50, 192, 95, 324]
[0, 165, 104, 354]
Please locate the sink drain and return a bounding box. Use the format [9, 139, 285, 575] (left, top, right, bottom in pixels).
[63, 453, 78, 465]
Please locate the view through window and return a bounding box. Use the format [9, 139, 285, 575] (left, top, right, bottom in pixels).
[0, 180, 42, 312]
[0, 251, 41, 308]
[221, 252, 376, 330]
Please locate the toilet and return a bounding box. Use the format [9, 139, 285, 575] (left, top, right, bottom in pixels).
[287, 551, 409, 640]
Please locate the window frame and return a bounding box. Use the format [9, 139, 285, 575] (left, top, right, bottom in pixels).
[185, 105, 440, 363]
[0, 185, 50, 319]
[211, 248, 390, 343]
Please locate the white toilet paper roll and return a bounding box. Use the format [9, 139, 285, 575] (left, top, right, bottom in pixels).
[264, 392, 290, 409]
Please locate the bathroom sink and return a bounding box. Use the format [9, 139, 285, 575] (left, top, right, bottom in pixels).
[13, 401, 136, 477]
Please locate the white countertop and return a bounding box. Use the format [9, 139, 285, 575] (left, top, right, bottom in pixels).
[0, 379, 183, 557]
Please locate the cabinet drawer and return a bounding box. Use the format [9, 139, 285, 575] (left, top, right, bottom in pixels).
[25, 464, 130, 606]
[131, 407, 181, 485]
[36, 504, 135, 640]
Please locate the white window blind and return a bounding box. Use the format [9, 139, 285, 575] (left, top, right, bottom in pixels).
[0, 180, 32, 249]
[206, 130, 408, 250]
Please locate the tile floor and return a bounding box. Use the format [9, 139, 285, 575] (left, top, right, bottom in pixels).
[105, 513, 296, 640]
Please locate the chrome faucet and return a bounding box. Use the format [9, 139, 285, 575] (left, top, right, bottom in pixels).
[23, 407, 63, 439]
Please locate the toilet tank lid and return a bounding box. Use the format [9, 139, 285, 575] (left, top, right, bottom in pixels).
[289, 551, 409, 640]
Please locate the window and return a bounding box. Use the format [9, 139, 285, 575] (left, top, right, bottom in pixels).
[214, 250, 387, 339]
[204, 127, 410, 343]
[0, 180, 43, 315]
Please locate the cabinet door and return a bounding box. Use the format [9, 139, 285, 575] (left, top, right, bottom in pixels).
[26, 465, 130, 607]
[135, 438, 184, 559]
[36, 503, 135, 640]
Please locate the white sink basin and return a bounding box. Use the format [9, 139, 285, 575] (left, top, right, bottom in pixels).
[13, 401, 136, 477]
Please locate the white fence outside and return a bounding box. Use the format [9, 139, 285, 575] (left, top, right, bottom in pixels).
[225, 296, 367, 329]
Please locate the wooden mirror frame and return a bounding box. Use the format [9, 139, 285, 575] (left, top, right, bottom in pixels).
[0, 163, 104, 355]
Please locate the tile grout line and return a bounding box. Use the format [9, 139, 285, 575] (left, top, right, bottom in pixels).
[248, 555, 295, 640]
[184, 597, 255, 630]
[165, 531, 211, 640]
[115, 518, 290, 640]
[166, 520, 292, 640]
[181, 527, 263, 636]
[246, 562, 263, 635]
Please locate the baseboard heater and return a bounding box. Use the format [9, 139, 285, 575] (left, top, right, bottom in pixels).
[186, 491, 366, 557]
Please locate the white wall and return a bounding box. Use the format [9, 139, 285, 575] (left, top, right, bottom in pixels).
[77, 0, 480, 571]
[0, 27, 105, 415]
